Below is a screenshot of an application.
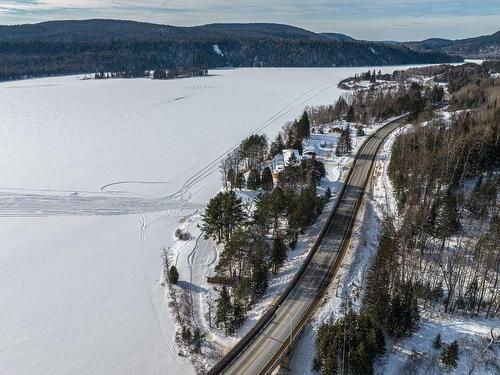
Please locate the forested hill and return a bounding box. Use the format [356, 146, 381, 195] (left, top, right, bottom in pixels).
[405, 31, 500, 59]
[0, 19, 460, 81]
[0, 20, 325, 42]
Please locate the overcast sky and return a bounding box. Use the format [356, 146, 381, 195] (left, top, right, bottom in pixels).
[0, 0, 499, 41]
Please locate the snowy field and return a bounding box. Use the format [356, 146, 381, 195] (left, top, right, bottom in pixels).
[0, 66, 427, 375]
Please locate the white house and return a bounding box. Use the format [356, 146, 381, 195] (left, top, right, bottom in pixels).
[272, 153, 285, 173]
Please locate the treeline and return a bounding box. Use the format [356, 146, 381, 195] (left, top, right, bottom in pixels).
[94, 70, 149, 79]
[93, 67, 208, 80]
[0, 37, 459, 82]
[152, 67, 208, 80]
[202, 111, 331, 335]
[308, 80, 440, 126]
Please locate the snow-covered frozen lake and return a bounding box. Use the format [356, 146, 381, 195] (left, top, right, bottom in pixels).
[0, 67, 424, 375]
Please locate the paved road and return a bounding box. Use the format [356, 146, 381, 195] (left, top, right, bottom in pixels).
[208, 117, 405, 375]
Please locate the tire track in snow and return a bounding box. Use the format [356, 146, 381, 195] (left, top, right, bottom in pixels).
[100, 180, 171, 192]
[166, 79, 342, 202]
[0, 191, 201, 217]
[0, 79, 339, 218]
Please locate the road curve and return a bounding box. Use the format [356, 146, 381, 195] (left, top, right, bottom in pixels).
[208, 116, 406, 375]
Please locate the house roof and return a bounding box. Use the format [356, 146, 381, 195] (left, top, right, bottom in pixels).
[303, 145, 317, 155]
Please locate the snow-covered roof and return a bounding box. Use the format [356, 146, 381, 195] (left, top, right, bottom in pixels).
[273, 153, 284, 164]
[303, 145, 317, 155]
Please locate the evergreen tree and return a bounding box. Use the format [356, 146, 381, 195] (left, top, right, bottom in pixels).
[246, 168, 261, 190]
[169, 265, 179, 284]
[202, 191, 245, 243]
[202, 193, 224, 243]
[231, 299, 245, 332]
[430, 85, 444, 103]
[441, 341, 459, 370]
[215, 285, 233, 334]
[289, 184, 319, 232]
[387, 282, 420, 338]
[251, 247, 269, 300]
[261, 167, 274, 191]
[269, 133, 285, 158]
[271, 235, 288, 274]
[181, 325, 192, 344]
[279, 156, 301, 189]
[300, 158, 326, 185]
[336, 126, 353, 156]
[333, 96, 348, 119]
[324, 187, 332, 201]
[316, 310, 385, 375]
[239, 134, 268, 169]
[434, 191, 461, 239]
[432, 333, 442, 349]
[346, 105, 355, 122]
[191, 327, 204, 354]
[227, 168, 236, 190]
[153, 68, 167, 79]
[253, 192, 273, 230]
[235, 172, 246, 190]
[362, 219, 398, 328]
[344, 126, 353, 154]
[351, 342, 371, 374]
[285, 120, 304, 152]
[466, 175, 484, 217]
[297, 111, 311, 140]
[464, 277, 479, 313]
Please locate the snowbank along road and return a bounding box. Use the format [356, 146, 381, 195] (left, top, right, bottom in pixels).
[208, 115, 407, 375]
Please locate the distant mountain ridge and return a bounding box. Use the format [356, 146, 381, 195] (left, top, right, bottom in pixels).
[405, 31, 500, 58]
[0, 19, 327, 42]
[0, 19, 463, 81]
[319, 33, 356, 42]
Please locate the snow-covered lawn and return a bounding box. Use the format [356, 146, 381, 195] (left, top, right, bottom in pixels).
[0, 66, 430, 375]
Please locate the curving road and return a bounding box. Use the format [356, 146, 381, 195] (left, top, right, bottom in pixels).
[207, 115, 406, 375]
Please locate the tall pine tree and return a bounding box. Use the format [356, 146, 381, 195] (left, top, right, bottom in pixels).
[251, 247, 269, 300]
[247, 168, 261, 190]
[261, 167, 274, 191]
[215, 285, 233, 334]
[297, 111, 311, 140]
